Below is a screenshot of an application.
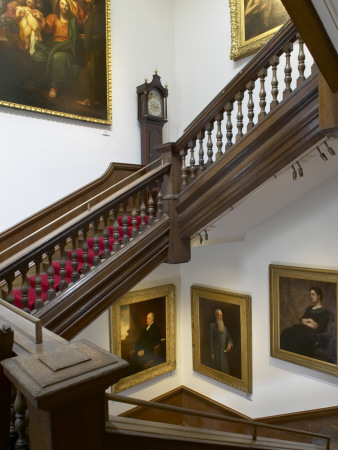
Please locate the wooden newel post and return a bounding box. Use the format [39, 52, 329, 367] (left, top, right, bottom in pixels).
[0, 324, 14, 450]
[2, 340, 129, 450]
[156, 142, 191, 264]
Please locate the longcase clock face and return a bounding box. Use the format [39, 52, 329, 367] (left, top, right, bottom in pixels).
[147, 90, 162, 117]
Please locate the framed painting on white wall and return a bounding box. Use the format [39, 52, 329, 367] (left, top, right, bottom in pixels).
[229, 0, 289, 60]
[191, 285, 252, 394]
[270, 264, 338, 377]
[110, 284, 176, 393]
[0, 0, 111, 124]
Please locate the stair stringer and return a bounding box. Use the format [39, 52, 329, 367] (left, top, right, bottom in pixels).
[35, 216, 170, 340]
[177, 71, 320, 240]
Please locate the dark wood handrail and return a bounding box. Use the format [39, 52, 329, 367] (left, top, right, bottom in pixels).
[106, 393, 330, 450]
[176, 21, 297, 150]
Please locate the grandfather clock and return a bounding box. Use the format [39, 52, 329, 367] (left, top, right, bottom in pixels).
[137, 71, 168, 165]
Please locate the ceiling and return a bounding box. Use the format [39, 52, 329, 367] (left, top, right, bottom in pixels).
[191, 137, 338, 247]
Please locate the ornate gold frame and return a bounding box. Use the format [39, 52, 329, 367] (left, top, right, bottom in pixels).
[0, 0, 112, 124]
[110, 284, 176, 393]
[191, 285, 252, 394]
[229, 0, 289, 60]
[270, 265, 338, 377]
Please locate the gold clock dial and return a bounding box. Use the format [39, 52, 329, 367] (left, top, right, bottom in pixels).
[147, 91, 162, 117]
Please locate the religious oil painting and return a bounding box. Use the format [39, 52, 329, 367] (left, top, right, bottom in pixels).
[229, 0, 289, 60]
[270, 265, 338, 377]
[191, 285, 252, 394]
[110, 284, 176, 393]
[0, 0, 111, 123]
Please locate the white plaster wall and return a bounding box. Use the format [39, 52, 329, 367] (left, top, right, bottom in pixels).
[0, 0, 176, 232]
[180, 174, 338, 418]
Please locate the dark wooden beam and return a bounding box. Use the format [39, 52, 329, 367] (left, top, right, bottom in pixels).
[281, 0, 338, 92]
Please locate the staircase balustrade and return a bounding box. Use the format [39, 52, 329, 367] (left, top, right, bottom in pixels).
[0, 162, 170, 315]
[172, 22, 314, 190]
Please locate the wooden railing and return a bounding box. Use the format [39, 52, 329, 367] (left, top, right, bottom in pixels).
[105, 393, 330, 450]
[0, 160, 170, 316]
[171, 21, 314, 190]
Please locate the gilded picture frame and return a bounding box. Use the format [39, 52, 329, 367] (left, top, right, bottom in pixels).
[110, 284, 176, 393]
[191, 285, 252, 394]
[0, 0, 111, 124]
[270, 264, 338, 377]
[229, 0, 289, 60]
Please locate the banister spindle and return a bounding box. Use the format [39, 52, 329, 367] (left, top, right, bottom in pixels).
[215, 112, 224, 160]
[14, 390, 29, 450]
[131, 197, 139, 238]
[197, 130, 205, 173]
[122, 201, 130, 244]
[92, 219, 101, 266]
[205, 122, 214, 167]
[180, 149, 188, 187]
[246, 80, 255, 131]
[297, 33, 306, 86]
[47, 250, 56, 301]
[188, 139, 196, 181]
[10, 385, 18, 444]
[156, 179, 164, 220]
[33, 256, 44, 310]
[19, 266, 29, 314]
[225, 102, 233, 151]
[112, 209, 121, 252]
[257, 68, 267, 121]
[235, 91, 244, 142]
[81, 226, 91, 274]
[102, 214, 111, 258]
[70, 234, 80, 282]
[58, 240, 68, 291]
[139, 192, 147, 231]
[270, 55, 279, 108]
[5, 275, 15, 306]
[283, 42, 293, 99]
[147, 186, 155, 226]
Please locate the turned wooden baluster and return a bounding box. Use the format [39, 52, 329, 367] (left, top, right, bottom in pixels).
[19, 266, 29, 314]
[156, 179, 163, 220]
[180, 149, 188, 187]
[205, 122, 214, 167]
[92, 219, 101, 266]
[5, 275, 15, 306]
[147, 186, 155, 226]
[225, 102, 233, 151]
[58, 240, 68, 291]
[131, 197, 139, 238]
[10, 385, 18, 447]
[102, 214, 111, 258]
[270, 55, 279, 108]
[70, 234, 80, 282]
[215, 112, 224, 160]
[121, 202, 130, 244]
[246, 80, 255, 131]
[47, 250, 56, 301]
[283, 42, 293, 99]
[257, 68, 267, 121]
[197, 131, 205, 173]
[139, 192, 147, 232]
[297, 33, 306, 86]
[112, 209, 121, 252]
[235, 91, 244, 142]
[14, 390, 28, 450]
[81, 225, 91, 274]
[188, 139, 196, 181]
[33, 255, 43, 310]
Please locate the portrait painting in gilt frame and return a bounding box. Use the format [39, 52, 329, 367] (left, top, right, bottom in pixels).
[110, 284, 176, 393]
[191, 285, 252, 394]
[270, 265, 338, 377]
[229, 0, 289, 60]
[0, 0, 111, 124]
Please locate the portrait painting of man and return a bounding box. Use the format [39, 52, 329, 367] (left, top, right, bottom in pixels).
[270, 265, 338, 377]
[110, 284, 176, 392]
[0, 0, 111, 123]
[191, 285, 252, 394]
